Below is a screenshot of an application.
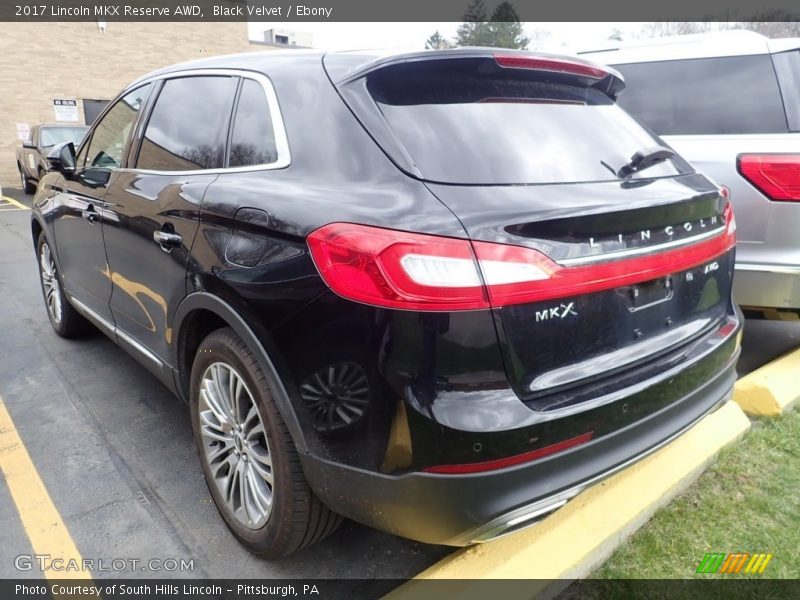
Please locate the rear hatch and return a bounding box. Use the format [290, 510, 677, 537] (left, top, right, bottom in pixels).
[325, 50, 736, 405]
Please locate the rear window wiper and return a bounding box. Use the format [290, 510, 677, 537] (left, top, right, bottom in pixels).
[617, 146, 675, 179]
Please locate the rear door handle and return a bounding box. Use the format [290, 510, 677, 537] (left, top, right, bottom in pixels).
[153, 230, 182, 252]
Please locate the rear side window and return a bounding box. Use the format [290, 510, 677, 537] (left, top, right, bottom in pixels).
[613, 55, 788, 135]
[366, 60, 686, 185]
[229, 79, 278, 167]
[772, 50, 800, 132]
[137, 76, 237, 171]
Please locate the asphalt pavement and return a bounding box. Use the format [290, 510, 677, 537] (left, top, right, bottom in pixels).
[0, 186, 450, 580]
[0, 185, 797, 581]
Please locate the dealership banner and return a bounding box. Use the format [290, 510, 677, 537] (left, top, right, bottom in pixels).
[4, 579, 800, 599]
[2, 0, 800, 22]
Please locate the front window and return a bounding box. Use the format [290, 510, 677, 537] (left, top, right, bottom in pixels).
[83, 84, 153, 169]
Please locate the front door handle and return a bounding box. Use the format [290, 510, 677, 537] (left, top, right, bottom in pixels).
[153, 229, 182, 252]
[81, 206, 100, 224]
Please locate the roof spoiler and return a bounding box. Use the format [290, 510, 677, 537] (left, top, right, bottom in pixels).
[327, 48, 625, 99]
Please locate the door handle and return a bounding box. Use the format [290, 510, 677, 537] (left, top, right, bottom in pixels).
[153, 229, 182, 252]
[81, 206, 100, 224]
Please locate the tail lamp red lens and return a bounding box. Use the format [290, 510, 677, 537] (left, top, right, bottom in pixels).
[494, 53, 609, 80]
[306, 204, 735, 312]
[738, 154, 800, 202]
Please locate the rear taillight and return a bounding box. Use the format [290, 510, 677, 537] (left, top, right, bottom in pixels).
[307, 206, 735, 312]
[738, 154, 800, 202]
[494, 53, 609, 80]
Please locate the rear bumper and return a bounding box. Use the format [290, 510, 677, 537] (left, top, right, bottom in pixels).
[734, 263, 800, 310]
[301, 334, 739, 546]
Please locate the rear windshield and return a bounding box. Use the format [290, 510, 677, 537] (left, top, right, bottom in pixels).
[366, 60, 687, 185]
[612, 55, 788, 135]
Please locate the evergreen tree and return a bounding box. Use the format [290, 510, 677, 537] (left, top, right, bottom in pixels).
[488, 2, 529, 49]
[455, 0, 493, 46]
[425, 30, 453, 50]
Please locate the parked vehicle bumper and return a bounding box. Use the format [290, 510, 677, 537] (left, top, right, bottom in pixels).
[734, 263, 800, 311]
[300, 320, 740, 546]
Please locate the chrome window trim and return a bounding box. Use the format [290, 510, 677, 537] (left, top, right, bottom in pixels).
[558, 225, 726, 267]
[119, 68, 291, 176]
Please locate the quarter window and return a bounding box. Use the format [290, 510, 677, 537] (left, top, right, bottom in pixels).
[613, 55, 788, 135]
[83, 83, 152, 168]
[229, 79, 279, 167]
[137, 76, 237, 171]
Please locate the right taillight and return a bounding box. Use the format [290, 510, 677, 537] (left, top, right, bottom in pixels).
[738, 154, 800, 202]
[307, 207, 735, 312]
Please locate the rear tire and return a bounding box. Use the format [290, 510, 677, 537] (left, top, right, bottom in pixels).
[36, 233, 90, 338]
[190, 327, 341, 558]
[20, 165, 35, 194]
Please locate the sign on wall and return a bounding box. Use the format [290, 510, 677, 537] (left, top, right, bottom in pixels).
[53, 99, 79, 122]
[15, 123, 30, 141]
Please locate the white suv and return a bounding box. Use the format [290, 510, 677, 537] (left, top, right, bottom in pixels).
[581, 31, 800, 318]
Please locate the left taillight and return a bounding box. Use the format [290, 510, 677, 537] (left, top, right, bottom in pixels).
[738, 154, 800, 202]
[306, 223, 490, 311]
[307, 209, 736, 312]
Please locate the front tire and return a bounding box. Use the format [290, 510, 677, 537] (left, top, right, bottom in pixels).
[36, 233, 90, 338]
[20, 165, 35, 194]
[190, 327, 341, 558]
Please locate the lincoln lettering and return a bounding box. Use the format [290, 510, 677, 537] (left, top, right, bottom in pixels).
[588, 215, 720, 248]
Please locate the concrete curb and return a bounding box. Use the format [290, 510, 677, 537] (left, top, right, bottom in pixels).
[733, 346, 800, 417]
[387, 401, 750, 598]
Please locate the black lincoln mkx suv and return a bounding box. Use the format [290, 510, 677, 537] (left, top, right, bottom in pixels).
[31, 48, 741, 557]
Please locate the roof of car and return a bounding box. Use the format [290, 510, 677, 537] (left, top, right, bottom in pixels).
[577, 30, 800, 64]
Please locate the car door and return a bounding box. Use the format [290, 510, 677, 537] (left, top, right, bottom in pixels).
[101, 74, 239, 368]
[49, 84, 153, 323]
[21, 126, 39, 179]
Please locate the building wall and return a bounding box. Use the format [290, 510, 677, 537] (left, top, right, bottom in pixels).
[0, 22, 269, 186]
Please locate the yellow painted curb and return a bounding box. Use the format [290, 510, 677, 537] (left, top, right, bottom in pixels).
[733, 346, 800, 417]
[388, 401, 749, 598]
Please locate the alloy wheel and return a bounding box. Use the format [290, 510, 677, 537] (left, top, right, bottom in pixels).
[198, 362, 273, 529]
[39, 242, 62, 324]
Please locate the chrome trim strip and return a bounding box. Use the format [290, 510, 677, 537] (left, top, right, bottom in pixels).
[735, 263, 800, 275]
[115, 328, 164, 368]
[118, 68, 291, 176]
[68, 294, 163, 368]
[68, 295, 115, 333]
[558, 225, 725, 267]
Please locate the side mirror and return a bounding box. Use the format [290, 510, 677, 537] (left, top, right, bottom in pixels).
[47, 142, 76, 177]
[22, 140, 36, 150]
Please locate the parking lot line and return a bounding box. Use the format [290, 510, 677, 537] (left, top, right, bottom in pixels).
[1, 196, 30, 210]
[0, 393, 90, 579]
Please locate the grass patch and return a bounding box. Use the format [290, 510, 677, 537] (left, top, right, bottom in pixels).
[594, 409, 800, 580]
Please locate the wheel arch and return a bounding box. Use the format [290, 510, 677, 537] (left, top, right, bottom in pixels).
[172, 292, 308, 453]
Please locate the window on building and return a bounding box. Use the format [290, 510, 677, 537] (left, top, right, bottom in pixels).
[83, 83, 152, 169]
[275, 34, 289, 44]
[613, 55, 788, 135]
[228, 79, 279, 168]
[137, 76, 237, 171]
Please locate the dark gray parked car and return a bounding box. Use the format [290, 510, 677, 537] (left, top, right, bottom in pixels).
[17, 124, 89, 193]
